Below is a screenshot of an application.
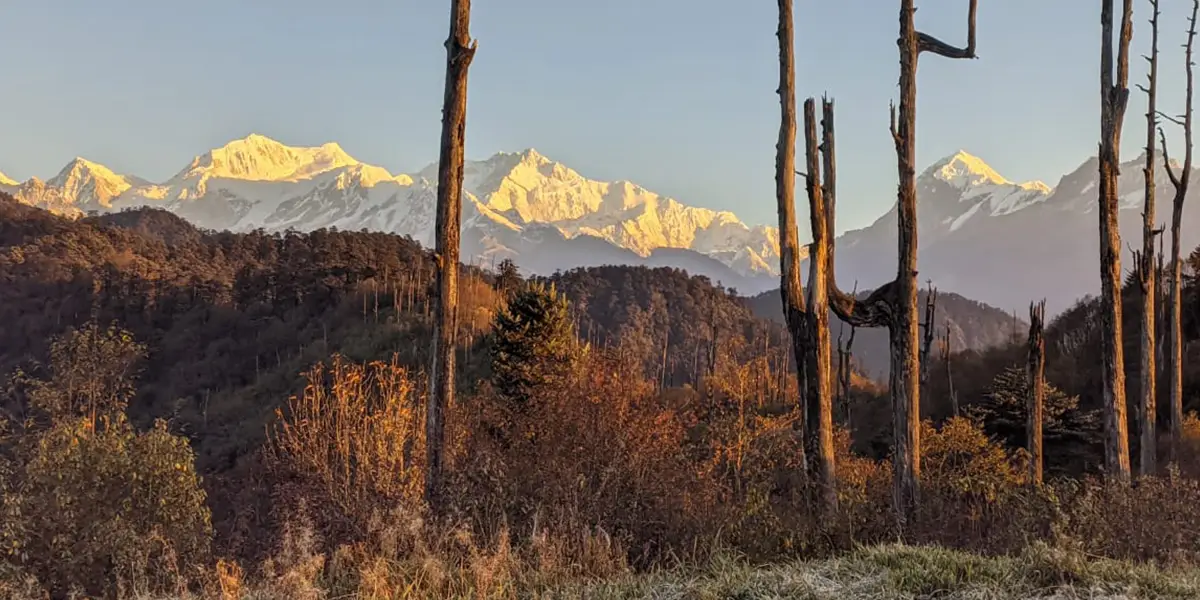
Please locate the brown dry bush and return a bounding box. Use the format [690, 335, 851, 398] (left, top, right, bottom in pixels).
[1055, 473, 1200, 564]
[468, 345, 704, 563]
[263, 353, 430, 545]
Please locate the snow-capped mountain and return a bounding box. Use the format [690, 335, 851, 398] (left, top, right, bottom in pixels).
[6, 158, 146, 217]
[829, 150, 1200, 315]
[0, 170, 15, 187]
[2, 135, 783, 292]
[7, 136, 1200, 314]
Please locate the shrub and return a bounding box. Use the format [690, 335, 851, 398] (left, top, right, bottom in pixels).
[1, 323, 211, 598]
[11, 415, 212, 597]
[264, 354, 427, 542]
[921, 417, 1027, 500]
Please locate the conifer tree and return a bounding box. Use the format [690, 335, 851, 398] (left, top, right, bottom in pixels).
[490, 283, 579, 408]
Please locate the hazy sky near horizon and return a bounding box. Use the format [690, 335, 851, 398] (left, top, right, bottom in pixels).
[1, 1, 1197, 233]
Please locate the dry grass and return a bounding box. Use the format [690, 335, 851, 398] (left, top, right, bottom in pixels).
[551, 544, 1200, 600]
[22, 544, 1190, 600]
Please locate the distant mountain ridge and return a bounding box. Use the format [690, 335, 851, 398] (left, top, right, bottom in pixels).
[747, 286, 1024, 378]
[825, 150, 1199, 315]
[0, 135, 782, 293]
[5, 138, 1199, 313]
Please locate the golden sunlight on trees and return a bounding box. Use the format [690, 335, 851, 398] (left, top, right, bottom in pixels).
[2, 324, 210, 598]
[265, 355, 428, 533]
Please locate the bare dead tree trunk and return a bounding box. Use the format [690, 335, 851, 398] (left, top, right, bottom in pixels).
[426, 0, 476, 508]
[815, 0, 975, 520]
[803, 98, 838, 513]
[1133, 0, 1163, 478]
[822, 94, 905, 522]
[883, 0, 979, 525]
[837, 321, 857, 427]
[919, 283, 938, 399]
[774, 0, 810, 484]
[1097, 0, 1134, 483]
[1027, 299, 1047, 485]
[1161, 0, 1198, 466]
[942, 325, 959, 418]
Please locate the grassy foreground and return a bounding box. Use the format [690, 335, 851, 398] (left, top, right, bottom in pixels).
[548, 545, 1200, 600]
[19, 544, 1187, 600]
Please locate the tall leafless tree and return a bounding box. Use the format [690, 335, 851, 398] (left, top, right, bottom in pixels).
[802, 99, 838, 513]
[1162, 0, 1198, 466]
[774, 0, 815, 499]
[942, 325, 959, 418]
[838, 0, 979, 524]
[919, 283, 938, 399]
[837, 321, 857, 426]
[1133, 0, 1163, 477]
[426, 0, 477, 508]
[815, 0, 979, 528]
[1097, 0, 1134, 482]
[1027, 299, 1047, 485]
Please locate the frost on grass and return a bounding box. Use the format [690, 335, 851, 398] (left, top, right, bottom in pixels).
[552, 545, 1200, 600]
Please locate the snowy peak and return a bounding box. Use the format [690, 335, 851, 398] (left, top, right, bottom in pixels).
[4, 138, 785, 281]
[925, 150, 1050, 194]
[410, 147, 783, 273]
[45, 157, 139, 209]
[49, 157, 129, 187]
[0, 170, 15, 187]
[174, 133, 360, 182]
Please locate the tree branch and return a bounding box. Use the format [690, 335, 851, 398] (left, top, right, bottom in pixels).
[819, 98, 891, 328]
[1161, 127, 1182, 189]
[1182, 0, 1198, 187]
[889, 101, 902, 147]
[915, 0, 978, 59]
[830, 281, 895, 328]
[1158, 111, 1186, 128]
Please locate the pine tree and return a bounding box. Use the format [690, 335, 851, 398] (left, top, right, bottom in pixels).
[489, 283, 579, 408]
[969, 365, 1102, 476]
[495, 258, 522, 299]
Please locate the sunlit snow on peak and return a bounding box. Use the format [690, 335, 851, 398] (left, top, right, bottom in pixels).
[174, 134, 361, 182]
[928, 150, 1050, 195]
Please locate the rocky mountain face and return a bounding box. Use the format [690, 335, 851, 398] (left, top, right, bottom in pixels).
[4, 137, 1198, 314]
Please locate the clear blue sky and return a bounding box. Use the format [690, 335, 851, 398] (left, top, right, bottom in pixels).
[1, 1, 1196, 233]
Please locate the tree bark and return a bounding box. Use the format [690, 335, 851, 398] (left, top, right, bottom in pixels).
[1027, 300, 1047, 485]
[821, 0, 977, 528]
[1136, 0, 1162, 478]
[426, 0, 476, 508]
[890, 0, 978, 525]
[892, 0, 924, 524]
[1097, 0, 1133, 483]
[919, 284, 938, 401]
[804, 98, 837, 513]
[942, 325, 959, 418]
[1162, 0, 1198, 466]
[774, 0, 810, 482]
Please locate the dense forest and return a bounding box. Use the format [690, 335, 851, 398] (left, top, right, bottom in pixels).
[5, 188, 1200, 597]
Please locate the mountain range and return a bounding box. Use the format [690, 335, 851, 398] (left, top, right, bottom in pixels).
[4, 135, 1198, 315]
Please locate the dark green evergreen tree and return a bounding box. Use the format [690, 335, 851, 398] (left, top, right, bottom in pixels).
[968, 365, 1102, 476]
[489, 282, 578, 408]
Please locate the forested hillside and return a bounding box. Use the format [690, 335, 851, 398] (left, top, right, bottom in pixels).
[6, 190, 1200, 598]
[6, 192, 1199, 473]
[747, 287, 1022, 377]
